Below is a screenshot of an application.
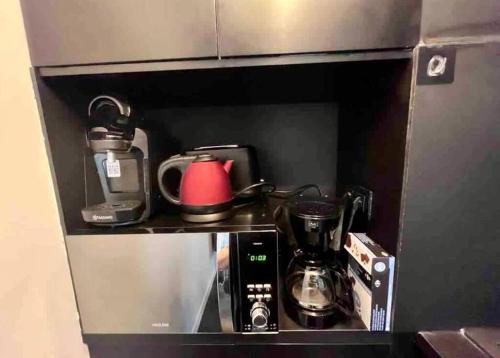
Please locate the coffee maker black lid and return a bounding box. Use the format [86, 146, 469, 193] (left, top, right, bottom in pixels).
[289, 200, 341, 220]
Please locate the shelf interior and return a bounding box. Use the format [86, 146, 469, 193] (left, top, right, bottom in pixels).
[36, 58, 412, 256]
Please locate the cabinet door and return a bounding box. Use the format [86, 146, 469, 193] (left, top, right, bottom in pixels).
[395, 42, 500, 331]
[217, 0, 420, 57]
[421, 0, 500, 42]
[20, 0, 217, 66]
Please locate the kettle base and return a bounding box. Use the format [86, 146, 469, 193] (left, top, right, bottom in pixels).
[181, 209, 233, 223]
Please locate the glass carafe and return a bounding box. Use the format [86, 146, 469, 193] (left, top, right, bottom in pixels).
[285, 251, 353, 316]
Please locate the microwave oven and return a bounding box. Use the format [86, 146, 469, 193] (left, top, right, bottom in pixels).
[65, 228, 279, 334]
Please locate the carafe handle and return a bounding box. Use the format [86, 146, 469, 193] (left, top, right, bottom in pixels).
[157, 155, 196, 205]
[333, 267, 354, 317]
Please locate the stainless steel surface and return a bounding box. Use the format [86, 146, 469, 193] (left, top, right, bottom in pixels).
[217, 0, 420, 57]
[66, 234, 216, 333]
[20, 0, 217, 66]
[38, 50, 413, 77]
[216, 233, 234, 332]
[420, 0, 500, 43]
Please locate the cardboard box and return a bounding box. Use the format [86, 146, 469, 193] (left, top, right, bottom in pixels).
[344, 233, 395, 332]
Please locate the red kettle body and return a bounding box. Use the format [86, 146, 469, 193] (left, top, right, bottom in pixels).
[181, 156, 233, 206]
[158, 154, 234, 222]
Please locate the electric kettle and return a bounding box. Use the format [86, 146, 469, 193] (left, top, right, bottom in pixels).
[157, 154, 234, 222]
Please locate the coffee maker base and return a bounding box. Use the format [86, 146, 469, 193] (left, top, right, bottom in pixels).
[81, 200, 145, 226]
[284, 300, 346, 330]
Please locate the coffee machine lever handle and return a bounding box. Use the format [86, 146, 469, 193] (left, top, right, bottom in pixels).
[157, 155, 196, 205]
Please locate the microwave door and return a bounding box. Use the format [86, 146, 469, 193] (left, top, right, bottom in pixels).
[215, 233, 236, 333]
[66, 233, 218, 334]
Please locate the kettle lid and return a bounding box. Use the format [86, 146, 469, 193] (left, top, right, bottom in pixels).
[193, 154, 217, 162]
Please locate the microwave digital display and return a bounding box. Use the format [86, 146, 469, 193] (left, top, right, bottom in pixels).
[248, 254, 267, 262]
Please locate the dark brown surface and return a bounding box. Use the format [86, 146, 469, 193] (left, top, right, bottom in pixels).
[41, 59, 411, 245]
[420, 0, 500, 42]
[417, 331, 490, 358]
[20, 0, 217, 66]
[217, 0, 420, 57]
[337, 60, 412, 255]
[88, 344, 391, 358]
[33, 72, 88, 235]
[395, 42, 500, 331]
[464, 327, 500, 358]
[37, 50, 413, 77]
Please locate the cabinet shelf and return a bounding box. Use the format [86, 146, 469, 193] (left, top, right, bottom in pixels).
[69, 200, 276, 236]
[38, 49, 412, 77]
[83, 329, 391, 346]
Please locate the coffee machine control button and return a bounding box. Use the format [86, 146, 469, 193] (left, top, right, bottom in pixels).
[263, 284, 271, 291]
[250, 302, 269, 330]
[255, 294, 264, 300]
[255, 284, 263, 292]
[263, 294, 272, 301]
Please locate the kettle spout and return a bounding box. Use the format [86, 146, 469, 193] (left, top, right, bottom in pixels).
[223, 160, 234, 173]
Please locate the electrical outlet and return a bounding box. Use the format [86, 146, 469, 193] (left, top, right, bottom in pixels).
[346, 186, 373, 222]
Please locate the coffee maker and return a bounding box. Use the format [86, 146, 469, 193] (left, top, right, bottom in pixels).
[278, 188, 372, 329]
[81, 95, 151, 226]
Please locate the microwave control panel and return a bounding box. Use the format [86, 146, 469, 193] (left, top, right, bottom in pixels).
[235, 231, 279, 333]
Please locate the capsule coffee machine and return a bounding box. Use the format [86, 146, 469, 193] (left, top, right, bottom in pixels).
[279, 188, 372, 329]
[81, 95, 151, 226]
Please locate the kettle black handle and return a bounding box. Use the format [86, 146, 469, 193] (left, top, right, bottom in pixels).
[157, 155, 196, 205]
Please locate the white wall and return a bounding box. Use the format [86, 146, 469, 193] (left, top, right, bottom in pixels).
[0, 0, 89, 357]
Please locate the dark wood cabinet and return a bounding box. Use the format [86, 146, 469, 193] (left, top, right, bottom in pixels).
[395, 41, 500, 331]
[421, 0, 500, 42]
[20, 0, 218, 66]
[22, 0, 500, 355]
[20, 0, 421, 67]
[217, 0, 421, 57]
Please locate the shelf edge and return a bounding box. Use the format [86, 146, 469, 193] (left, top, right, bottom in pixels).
[38, 49, 413, 77]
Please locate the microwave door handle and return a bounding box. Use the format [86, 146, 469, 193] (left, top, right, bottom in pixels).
[216, 233, 234, 333]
